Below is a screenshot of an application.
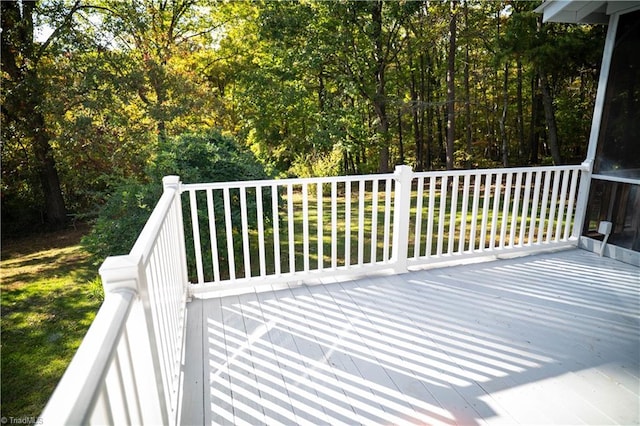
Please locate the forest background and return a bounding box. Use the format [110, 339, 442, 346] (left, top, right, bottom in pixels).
[1, 0, 605, 241]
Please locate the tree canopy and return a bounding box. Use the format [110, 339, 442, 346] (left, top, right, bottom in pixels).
[1, 0, 605, 236]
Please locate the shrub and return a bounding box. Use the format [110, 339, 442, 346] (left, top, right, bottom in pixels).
[82, 130, 270, 268]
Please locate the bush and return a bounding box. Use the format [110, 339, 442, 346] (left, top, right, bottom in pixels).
[154, 131, 268, 184]
[81, 180, 160, 263]
[288, 145, 343, 178]
[82, 130, 269, 266]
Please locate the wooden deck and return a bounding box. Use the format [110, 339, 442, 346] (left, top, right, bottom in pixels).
[179, 249, 640, 425]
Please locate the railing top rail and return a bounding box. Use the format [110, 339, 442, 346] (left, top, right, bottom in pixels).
[180, 172, 394, 192]
[129, 186, 178, 264]
[180, 164, 587, 192]
[413, 163, 586, 179]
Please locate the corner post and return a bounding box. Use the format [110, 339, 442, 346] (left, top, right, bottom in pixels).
[99, 255, 168, 425]
[162, 175, 181, 192]
[572, 160, 592, 240]
[163, 175, 190, 297]
[391, 165, 414, 273]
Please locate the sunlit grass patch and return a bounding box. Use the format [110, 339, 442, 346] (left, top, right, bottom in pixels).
[1, 229, 102, 419]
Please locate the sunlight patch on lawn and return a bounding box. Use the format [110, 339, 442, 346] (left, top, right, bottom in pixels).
[1, 237, 102, 419]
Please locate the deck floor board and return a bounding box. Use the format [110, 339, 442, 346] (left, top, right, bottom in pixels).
[181, 249, 640, 425]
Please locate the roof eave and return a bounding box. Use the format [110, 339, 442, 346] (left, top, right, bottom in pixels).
[535, 0, 609, 24]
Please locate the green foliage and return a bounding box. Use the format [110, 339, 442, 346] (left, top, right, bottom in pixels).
[155, 131, 268, 183]
[1, 0, 607, 237]
[289, 145, 344, 178]
[81, 180, 160, 263]
[82, 131, 269, 265]
[0, 138, 44, 235]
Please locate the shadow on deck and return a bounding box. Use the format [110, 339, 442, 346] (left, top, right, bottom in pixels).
[180, 249, 639, 425]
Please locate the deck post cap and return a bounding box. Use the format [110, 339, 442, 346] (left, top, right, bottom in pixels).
[98, 255, 140, 294]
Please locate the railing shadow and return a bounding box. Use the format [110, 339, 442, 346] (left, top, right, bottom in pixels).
[194, 249, 639, 425]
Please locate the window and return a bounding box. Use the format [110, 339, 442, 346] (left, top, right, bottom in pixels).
[594, 10, 640, 178]
[585, 10, 640, 252]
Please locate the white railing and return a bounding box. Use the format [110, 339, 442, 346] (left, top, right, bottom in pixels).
[40, 164, 586, 423]
[183, 164, 586, 294]
[183, 173, 400, 294]
[41, 176, 189, 426]
[408, 164, 583, 266]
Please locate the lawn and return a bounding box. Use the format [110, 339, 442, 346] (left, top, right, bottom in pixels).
[0, 226, 102, 420]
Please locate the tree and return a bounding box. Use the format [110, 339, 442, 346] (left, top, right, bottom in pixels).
[1, 0, 81, 230]
[463, 0, 473, 167]
[536, 16, 562, 165]
[87, 0, 222, 141]
[2, 0, 608, 237]
[352, 2, 421, 171]
[446, 1, 457, 170]
[2, 0, 232, 234]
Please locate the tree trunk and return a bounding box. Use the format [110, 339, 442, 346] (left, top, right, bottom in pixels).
[437, 105, 446, 165]
[410, 53, 422, 171]
[318, 70, 326, 113]
[150, 63, 168, 142]
[516, 56, 526, 163]
[1, 1, 67, 229]
[529, 74, 542, 164]
[32, 113, 67, 228]
[446, 1, 457, 170]
[539, 71, 562, 165]
[463, 0, 472, 168]
[424, 53, 433, 170]
[536, 16, 561, 165]
[371, 0, 390, 173]
[397, 107, 404, 165]
[500, 61, 509, 167]
[411, 77, 422, 170]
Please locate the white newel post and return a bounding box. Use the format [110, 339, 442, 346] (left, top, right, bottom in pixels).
[572, 160, 592, 240]
[99, 256, 168, 426]
[163, 175, 190, 296]
[391, 165, 414, 273]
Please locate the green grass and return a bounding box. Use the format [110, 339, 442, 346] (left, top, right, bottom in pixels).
[0, 227, 102, 419]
